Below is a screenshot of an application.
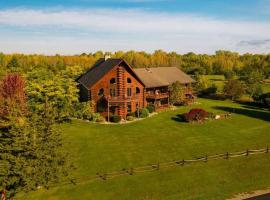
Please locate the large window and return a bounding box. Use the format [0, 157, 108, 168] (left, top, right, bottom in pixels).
[110, 89, 116, 97]
[127, 88, 132, 96]
[110, 78, 116, 84]
[136, 87, 140, 94]
[127, 78, 132, 83]
[127, 104, 132, 113]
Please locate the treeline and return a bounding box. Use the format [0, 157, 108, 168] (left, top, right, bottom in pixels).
[1, 50, 270, 78]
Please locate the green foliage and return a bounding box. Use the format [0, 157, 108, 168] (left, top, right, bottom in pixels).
[127, 112, 137, 118]
[96, 116, 106, 123]
[126, 116, 135, 121]
[223, 80, 245, 100]
[195, 75, 211, 91]
[110, 115, 122, 123]
[0, 77, 71, 199]
[74, 101, 95, 120]
[26, 71, 79, 121]
[200, 84, 218, 96]
[246, 84, 264, 101]
[139, 108, 149, 118]
[146, 103, 155, 113]
[169, 81, 186, 105]
[224, 70, 236, 80]
[91, 113, 102, 122]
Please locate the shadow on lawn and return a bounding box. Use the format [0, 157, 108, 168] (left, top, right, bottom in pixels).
[213, 106, 270, 122]
[171, 114, 185, 122]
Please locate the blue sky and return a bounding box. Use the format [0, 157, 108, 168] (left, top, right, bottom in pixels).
[0, 0, 270, 54]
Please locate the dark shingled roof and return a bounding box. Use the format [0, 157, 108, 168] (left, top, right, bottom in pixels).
[78, 58, 145, 88]
[134, 67, 195, 88]
[78, 58, 123, 88]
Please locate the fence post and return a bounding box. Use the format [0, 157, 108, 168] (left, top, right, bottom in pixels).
[225, 152, 229, 159]
[129, 168, 134, 175]
[156, 163, 160, 170]
[103, 173, 107, 180]
[246, 149, 249, 156]
[181, 159, 185, 166]
[205, 155, 208, 162]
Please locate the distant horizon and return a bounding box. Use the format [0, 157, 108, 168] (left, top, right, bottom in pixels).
[1, 49, 269, 56]
[1, 0, 270, 54]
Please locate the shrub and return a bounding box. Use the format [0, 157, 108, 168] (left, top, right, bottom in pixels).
[74, 102, 94, 120]
[183, 108, 208, 123]
[207, 112, 215, 119]
[96, 116, 105, 123]
[200, 84, 217, 96]
[126, 116, 135, 121]
[139, 108, 149, 118]
[146, 104, 155, 113]
[110, 115, 121, 123]
[92, 113, 101, 122]
[127, 112, 137, 118]
[223, 80, 245, 100]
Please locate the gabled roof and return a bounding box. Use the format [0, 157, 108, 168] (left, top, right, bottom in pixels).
[78, 58, 144, 88]
[134, 67, 195, 88]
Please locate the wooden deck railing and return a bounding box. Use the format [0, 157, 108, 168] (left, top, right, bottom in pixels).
[107, 95, 140, 103]
[146, 92, 169, 99]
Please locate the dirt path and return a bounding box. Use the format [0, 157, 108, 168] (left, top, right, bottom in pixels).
[228, 188, 270, 200]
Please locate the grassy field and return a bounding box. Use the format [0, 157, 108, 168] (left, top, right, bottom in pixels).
[203, 75, 270, 94]
[17, 99, 270, 200]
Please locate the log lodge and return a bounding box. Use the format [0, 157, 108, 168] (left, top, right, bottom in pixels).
[78, 57, 195, 120]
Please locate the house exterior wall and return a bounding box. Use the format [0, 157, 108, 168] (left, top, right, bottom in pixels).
[88, 63, 145, 119]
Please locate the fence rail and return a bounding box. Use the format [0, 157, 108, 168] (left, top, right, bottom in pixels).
[50, 146, 269, 188]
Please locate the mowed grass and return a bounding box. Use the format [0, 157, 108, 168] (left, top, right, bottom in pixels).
[17, 99, 270, 200]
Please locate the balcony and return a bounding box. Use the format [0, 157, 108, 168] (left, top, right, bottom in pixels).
[146, 92, 169, 99]
[107, 95, 140, 103]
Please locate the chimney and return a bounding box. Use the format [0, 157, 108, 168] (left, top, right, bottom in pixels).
[105, 55, 111, 61]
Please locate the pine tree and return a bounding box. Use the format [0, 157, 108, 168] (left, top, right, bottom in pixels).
[0, 74, 72, 198]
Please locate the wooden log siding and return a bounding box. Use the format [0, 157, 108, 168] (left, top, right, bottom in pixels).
[89, 63, 145, 119]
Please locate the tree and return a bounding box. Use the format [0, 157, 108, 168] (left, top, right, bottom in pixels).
[0, 74, 27, 128]
[0, 74, 72, 198]
[169, 81, 185, 105]
[224, 70, 236, 80]
[246, 83, 263, 102]
[223, 80, 245, 101]
[6, 56, 20, 73]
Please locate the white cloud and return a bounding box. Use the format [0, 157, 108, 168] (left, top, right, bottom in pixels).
[0, 8, 270, 54]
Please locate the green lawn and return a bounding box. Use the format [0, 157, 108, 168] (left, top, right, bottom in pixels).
[17, 99, 270, 200]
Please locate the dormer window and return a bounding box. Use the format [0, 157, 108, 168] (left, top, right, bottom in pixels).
[127, 78, 132, 83]
[110, 78, 116, 84]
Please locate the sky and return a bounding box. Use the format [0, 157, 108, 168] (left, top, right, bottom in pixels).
[0, 0, 270, 55]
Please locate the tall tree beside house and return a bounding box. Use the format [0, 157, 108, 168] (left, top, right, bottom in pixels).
[0, 74, 72, 198]
[169, 81, 185, 105]
[26, 69, 79, 121]
[29, 97, 73, 190]
[0, 74, 33, 198]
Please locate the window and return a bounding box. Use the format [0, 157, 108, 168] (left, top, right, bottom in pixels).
[98, 88, 104, 97]
[136, 87, 140, 94]
[127, 78, 132, 83]
[127, 104, 132, 113]
[110, 89, 116, 97]
[110, 78, 116, 84]
[127, 88, 132, 96]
